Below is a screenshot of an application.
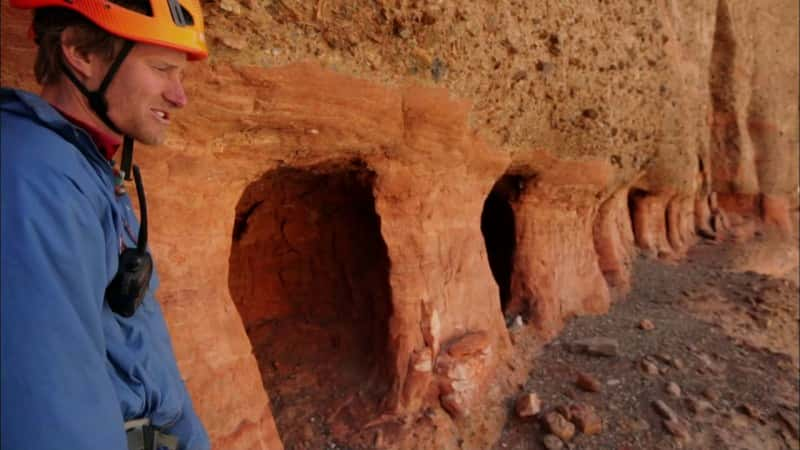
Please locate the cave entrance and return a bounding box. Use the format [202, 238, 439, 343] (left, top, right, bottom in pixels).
[480, 175, 522, 313]
[228, 161, 393, 445]
[628, 188, 648, 247]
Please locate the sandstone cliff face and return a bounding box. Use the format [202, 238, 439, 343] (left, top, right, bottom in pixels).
[2, 0, 797, 449]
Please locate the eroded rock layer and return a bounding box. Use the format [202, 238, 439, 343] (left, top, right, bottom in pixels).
[2, 0, 796, 448]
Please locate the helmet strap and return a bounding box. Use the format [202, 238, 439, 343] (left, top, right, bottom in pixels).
[59, 40, 137, 178]
[59, 40, 135, 133]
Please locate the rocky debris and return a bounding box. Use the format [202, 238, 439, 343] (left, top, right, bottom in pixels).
[665, 382, 681, 398]
[726, 408, 754, 429]
[491, 241, 799, 450]
[654, 353, 674, 365]
[641, 359, 660, 375]
[541, 434, 564, 450]
[555, 405, 572, 420]
[653, 400, 691, 442]
[436, 331, 493, 418]
[515, 393, 542, 418]
[575, 372, 602, 393]
[569, 337, 620, 357]
[776, 397, 799, 413]
[686, 397, 714, 414]
[622, 417, 651, 433]
[508, 315, 525, 331]
[695, 352, 724, 374]
[670, 357, 685, 370]
[779, 429, 800, 450]
[776, 409, 800, 438]
[639, 319, 655, 330]
[542, 411, 575, 441]
[567, 403, 603, 435]
[702, 387, 721, 402]
[663, 418, 691, 442]
[652, 400, 679, 422]
[737, 403, 763, 421]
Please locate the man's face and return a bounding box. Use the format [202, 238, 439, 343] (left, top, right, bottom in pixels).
[102, 43, 188, 146]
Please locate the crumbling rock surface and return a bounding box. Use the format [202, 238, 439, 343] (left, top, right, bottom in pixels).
[2, 0, 797, 449]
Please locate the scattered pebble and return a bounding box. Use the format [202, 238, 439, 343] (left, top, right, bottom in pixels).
[702, 387, 721, 402]
[666, 382, 681, 398]
[655, 353, 674, 365]
[575, 372, 602, 393]
[542, 412, 576, 441]
[568, 403, 603, 435]
[541, 434, 564, 450]
[515, 393, 542, 418]
[641, 359, 660, 375]
[628, 417, 651, 432]
[687, 397, 714, 414]
[738, 403, 762, 421]
[663, 418, 691, 442]
[652, 400, 679, 422]
[728, 409, 752, 428]
[776, 410, 800, 438]
[489, 242, 797, 449]
[696, 352, 715, 369]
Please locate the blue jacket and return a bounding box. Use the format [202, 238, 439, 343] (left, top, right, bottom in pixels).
[1, 88, 210, 450]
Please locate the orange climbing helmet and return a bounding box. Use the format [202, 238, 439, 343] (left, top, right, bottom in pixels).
[11, 0, 208, 60]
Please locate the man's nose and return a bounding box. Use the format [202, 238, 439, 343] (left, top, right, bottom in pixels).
[164, 78, 188, 108]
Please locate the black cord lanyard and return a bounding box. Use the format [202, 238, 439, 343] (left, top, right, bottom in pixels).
[105, 165, 153, 317]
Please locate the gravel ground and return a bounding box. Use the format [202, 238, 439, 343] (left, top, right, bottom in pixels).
[493, 238, 799, 450]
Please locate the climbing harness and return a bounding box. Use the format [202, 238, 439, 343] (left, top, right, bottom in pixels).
[125, 417, 179, 450]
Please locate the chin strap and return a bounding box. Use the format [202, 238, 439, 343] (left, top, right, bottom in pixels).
[60, 40, 137, 179]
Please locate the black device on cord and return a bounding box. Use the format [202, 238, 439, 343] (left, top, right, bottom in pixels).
[105, 164, 153, 317]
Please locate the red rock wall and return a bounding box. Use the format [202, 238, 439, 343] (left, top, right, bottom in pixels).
[704, 0, 799, 234]
[2, 0, 797, 448]
[594, 186, 637, 293]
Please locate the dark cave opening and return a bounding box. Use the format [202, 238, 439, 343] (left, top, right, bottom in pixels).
[481, 175, 522, 312]
[628, 188, 649, 245]
[228, 162, 392, 444]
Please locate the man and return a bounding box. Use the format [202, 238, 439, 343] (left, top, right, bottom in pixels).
[1, 0, 210, 448]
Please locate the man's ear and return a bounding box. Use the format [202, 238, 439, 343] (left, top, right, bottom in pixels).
[60, 27, 96, 81]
